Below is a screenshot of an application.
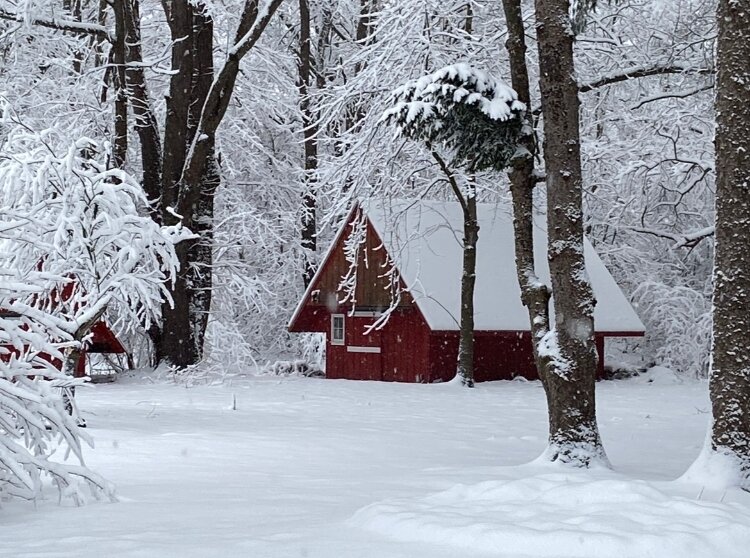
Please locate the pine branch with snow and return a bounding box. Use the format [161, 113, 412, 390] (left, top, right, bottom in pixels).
[382, 64, 526, 173]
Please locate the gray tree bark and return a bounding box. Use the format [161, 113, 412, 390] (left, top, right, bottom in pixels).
[534, 0, 607, 466]
[709, 0, 750, 488]
[501, 0, 552, 408]
[298, 0, 318, 287]
[432, 152, 477, 388]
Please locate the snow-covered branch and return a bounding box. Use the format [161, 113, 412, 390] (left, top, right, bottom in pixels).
[0, 7, 112, 41]
[628, 226, 715, 249]
[579, 64, 713, 93]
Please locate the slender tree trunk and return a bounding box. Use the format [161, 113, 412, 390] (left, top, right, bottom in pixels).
[709, 0, 750, 488]
[298, 0, 317, 286]
[121, 0, 162, 217]
[111, 0, 128, 169]
[534, 0, 607, 466]
[433, 152, 477, 387]
[501, 0, 552, 406]
[457, 193, 478, 387]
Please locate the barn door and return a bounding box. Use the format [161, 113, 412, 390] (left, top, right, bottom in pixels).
[347, 316, 382, 381]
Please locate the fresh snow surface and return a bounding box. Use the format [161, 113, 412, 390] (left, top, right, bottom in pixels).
[365, 199, 646, 333]
[2, 374, 749, 558]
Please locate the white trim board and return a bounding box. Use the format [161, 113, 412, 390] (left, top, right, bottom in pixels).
[347, 346, 381, 354]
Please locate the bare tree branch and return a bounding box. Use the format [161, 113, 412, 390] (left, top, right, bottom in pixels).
[627, 225, 715, 249]
[0, 8, 112, 41]
[631, 84, 714, 110]
[579, 64, 713, 93]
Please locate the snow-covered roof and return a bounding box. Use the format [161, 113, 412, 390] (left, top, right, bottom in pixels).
[364, 199, 645, 333]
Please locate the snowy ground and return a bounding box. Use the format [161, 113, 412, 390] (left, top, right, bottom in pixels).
[2, 371, 749, 558]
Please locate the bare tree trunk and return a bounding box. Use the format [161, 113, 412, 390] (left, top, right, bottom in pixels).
[121, 0, 162, 217]
[501, 0, 552, 406]
[158, 0, 284, 367]
[709, 0, 750, 488]
[534, 0, 607, 466]
[111, 0, 128, 169]
[457, 193, 478, 387]
[433, 152, 477, 387]
[298, 0, 317, 286]
[158, 0, 202, 368]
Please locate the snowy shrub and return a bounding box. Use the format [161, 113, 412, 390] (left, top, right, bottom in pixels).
[0, 342, 113, 503]
[263, 359, 323, 377]
[631, 282, 712, 378]
[382, 63, 526, 172]
[0, 112, 180, 502]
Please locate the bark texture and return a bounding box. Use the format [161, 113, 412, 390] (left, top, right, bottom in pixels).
[457, 194, 478, 388]
[298, 0, 318, 286]
[433, 152, 477, 387]
[502, 0, 550, 359]
[534, 0, 607, 466]
[710, 0, 750, 487]
[155, 0, 281, 367]
[501, 0, 552, 410]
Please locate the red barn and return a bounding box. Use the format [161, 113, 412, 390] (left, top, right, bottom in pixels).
[289, 199, 645, 383]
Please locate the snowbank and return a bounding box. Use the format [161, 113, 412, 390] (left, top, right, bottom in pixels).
[351, 470, 750, 558]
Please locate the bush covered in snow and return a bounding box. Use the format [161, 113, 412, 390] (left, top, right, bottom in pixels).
[0, 112, 179, 503]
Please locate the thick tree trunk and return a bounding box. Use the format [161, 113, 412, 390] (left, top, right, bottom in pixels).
[709, 0, 750, 488]
[534, 0, 607, 466]
[158, 4, 214, 368]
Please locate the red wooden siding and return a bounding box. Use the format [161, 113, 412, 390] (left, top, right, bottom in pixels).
[430, 332, 608, 382]
[325, 310, 430, 382]
[380, 311, 430, 382]
[290, 212, 414, 333]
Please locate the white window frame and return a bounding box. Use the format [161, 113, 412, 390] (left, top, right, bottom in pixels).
[331, 314, 345, 346]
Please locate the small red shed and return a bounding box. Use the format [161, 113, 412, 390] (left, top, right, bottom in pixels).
[288, 199, 645, 383]
[1, 308, 126, 378]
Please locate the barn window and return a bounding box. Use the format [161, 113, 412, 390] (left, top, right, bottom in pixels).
[331, 315, 345, 346]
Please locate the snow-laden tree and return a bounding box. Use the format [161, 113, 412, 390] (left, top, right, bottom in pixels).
[383, 63, 525, 387]
[574, 0, 716, 377]
[0, 112, 181, 502]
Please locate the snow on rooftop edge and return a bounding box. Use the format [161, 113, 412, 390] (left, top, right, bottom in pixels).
[364, 198, 645, 334]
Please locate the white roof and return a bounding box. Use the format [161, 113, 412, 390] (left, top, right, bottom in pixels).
[364, 199, 644, 333]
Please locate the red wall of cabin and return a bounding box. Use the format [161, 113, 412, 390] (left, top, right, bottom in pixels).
[325, 309, 431, 382]
[429, 332, 607, 382]
[326, 315, 607, 383]
[380, 311, 430, 382]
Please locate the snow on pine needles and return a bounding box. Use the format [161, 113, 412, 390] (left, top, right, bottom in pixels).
[1, 374, 749, 558]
